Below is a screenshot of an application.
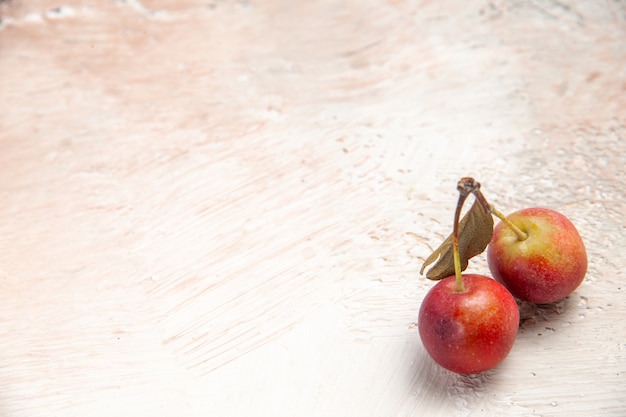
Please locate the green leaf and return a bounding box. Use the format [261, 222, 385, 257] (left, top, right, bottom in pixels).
[420, 199, 494, 280]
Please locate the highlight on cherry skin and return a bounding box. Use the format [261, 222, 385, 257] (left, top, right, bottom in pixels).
[418, 274, 520, 375]
[487, 207, 588, 304]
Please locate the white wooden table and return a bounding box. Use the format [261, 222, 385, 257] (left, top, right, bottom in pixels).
[1, 1, 625, 415]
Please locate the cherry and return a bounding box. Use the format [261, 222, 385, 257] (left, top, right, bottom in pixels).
[487, 207, 587, 304]
[418, 178, 519, 374]
[418, 274, 519, 374]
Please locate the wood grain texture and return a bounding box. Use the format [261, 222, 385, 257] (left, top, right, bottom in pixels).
[1, 0, 625, 416]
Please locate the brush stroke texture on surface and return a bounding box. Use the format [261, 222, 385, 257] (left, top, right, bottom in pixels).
[0, 1, 625, 416]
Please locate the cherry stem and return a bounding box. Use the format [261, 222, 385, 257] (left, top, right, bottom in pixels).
[453, 178, 480, 292]
[490, 206, 529, 241]
[467, 181, 529, 242]
[452, 177, 528, 293]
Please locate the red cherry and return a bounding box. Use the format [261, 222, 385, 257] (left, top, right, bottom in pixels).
[418, 274, 519, 374]
[488, 207, 587, 304]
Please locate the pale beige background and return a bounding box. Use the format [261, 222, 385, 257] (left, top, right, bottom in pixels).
[1, 1, 625, 416]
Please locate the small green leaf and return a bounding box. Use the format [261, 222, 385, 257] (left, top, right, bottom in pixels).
[420, 199, 494, 280]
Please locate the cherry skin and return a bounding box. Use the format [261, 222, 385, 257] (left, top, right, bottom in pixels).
[488, 207, 587, 304]
[418, 274, 519, 374]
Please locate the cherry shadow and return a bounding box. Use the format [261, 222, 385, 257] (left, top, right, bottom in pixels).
[516, 295, 576, 337]
[407, 332, 498, 410]
[406, 295, 579, 410]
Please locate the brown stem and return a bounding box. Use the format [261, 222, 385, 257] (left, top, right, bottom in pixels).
[453, 178, 480, 292]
